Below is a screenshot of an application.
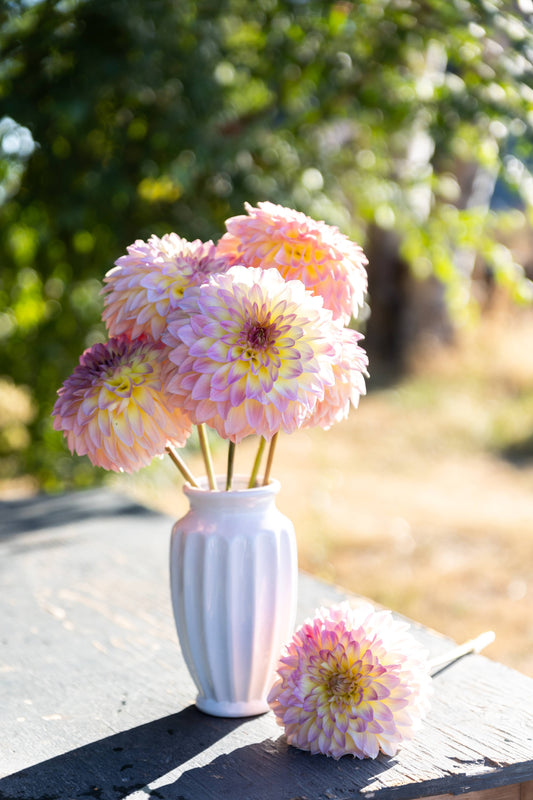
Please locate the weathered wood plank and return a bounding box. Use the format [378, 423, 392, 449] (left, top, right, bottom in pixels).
[423, 786, 521, 800]
[521, 780, 533, 800]
[1, 489, 532, 800]
[427, 783, 533, 800]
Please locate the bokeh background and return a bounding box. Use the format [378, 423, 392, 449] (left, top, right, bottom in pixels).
[2, 0, 533, 674]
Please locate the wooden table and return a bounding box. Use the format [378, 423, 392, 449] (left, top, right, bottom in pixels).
[1, 488, 532, 800]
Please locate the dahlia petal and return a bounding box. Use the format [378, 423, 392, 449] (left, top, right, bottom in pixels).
[244, 400, 265, 431]
[371, 701, 394, 721]
[245, 371, 262, 398]
[136, 304, 159, 325]
[189, 337, 220, 358]
[223, 406, 252, 442]
[165, 373, 185, 395]
[87, 420, 103, 449]
[191, 398, 215, 423]
[224, 360, 250, 386]
[365, 719, 385, 734]
[209, 363, 232, 389]
[191, 373, 213, 401]
[267, 390, 290, 414]
[386, 697, 410, 711]
[191, 357, 218, 374]
[81, 395, 98, 417]
[97, 409, 111, 437]
[297, 715, 318, 743]
[318, 730, 332, 755]
[333, 726, 347, 749]
[134, 389, 155, 416]
[335, 712, 350, 734]
[264, 401, 284, 433]
[362, 733, 380, 759]
[391, 710, 413, 728]
[283, 705, 303, 726]
[229, 381, 247, 407]
[376, 735, 400, 758]
[344, 731, 366, 759]
[257, 368, 274, 394]
[170, 321, 197, 347]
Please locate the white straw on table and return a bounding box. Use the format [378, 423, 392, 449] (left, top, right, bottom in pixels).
[429, 630, 496, 675]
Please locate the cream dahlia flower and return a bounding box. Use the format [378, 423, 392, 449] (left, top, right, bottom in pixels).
[216, 201, 368, 323]
[102, 234, 229, 340]
[162, 266, 337, 443]
[52, 336, 192, 472]
[268, 602, 432, 760]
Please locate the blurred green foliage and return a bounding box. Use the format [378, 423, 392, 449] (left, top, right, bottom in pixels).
[1, 0, 533, 488]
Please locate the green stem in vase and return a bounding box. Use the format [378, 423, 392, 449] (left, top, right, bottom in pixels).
[165, 445, 199, 487]
[248, 437, 266, 488]
[262, 432, 278, 486]
[198, 424, 217, 490]
[226, 440, 236, 491]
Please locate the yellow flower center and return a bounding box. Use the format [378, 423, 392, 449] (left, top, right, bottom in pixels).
[171, 285, 185, 300]
[103, 358, 153, 399]
[327, 671, 360, 701]
[105, 372, 133, 398]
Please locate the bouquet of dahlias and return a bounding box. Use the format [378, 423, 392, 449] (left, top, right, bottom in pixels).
[53, 203, 369, 490]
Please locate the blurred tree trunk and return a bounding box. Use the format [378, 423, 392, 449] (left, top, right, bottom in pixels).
[364, 225, 410, 372]
[364, 227, 453, 374]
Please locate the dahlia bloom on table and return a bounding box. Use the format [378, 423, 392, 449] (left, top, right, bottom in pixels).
[52, 203, 369, 488]
[268, 602, 433, 760]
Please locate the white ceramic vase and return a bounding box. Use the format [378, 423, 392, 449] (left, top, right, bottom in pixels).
[169, 476, 297, 717]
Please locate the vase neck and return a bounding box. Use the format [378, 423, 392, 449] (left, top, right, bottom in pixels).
[183, 477, 280, 513]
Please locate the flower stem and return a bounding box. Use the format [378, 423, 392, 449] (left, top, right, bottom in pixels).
[262, 432, 278, 485]
[165, 446, 199, 487]
[198, 424, 216, 490]
[226, 440, 236, 491]
[248, 437, 266, 488]
[428, 631, 495, 676]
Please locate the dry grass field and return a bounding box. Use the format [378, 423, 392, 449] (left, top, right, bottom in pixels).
[2, 309, 532, 677]
[113, 310, 533, 678]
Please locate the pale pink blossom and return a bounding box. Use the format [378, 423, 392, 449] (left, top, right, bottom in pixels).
[162, 266, 337, 443]
[216, 201, 368, 323]
[268, 602, 432, 760]
[52, 336, 192, 472]
[102, 234, 229, 340]
[304, 325, 368, 430]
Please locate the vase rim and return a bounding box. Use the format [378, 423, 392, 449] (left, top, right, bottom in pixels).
[183, 475, 280, 497]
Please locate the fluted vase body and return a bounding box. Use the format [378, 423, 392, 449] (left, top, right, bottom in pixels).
[169, 477, 297, 717]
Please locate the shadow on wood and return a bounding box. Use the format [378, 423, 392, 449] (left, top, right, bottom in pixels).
[0, 706, 245, 800]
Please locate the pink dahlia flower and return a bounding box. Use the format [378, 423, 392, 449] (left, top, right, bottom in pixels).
[162, 266, 337, 443]
[304, 325, 368, 431]
[268, 602, 433, 760]
[52, 336, 192, 472]
[102, 234, 229, 341]
[216, 202, 368, 323]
